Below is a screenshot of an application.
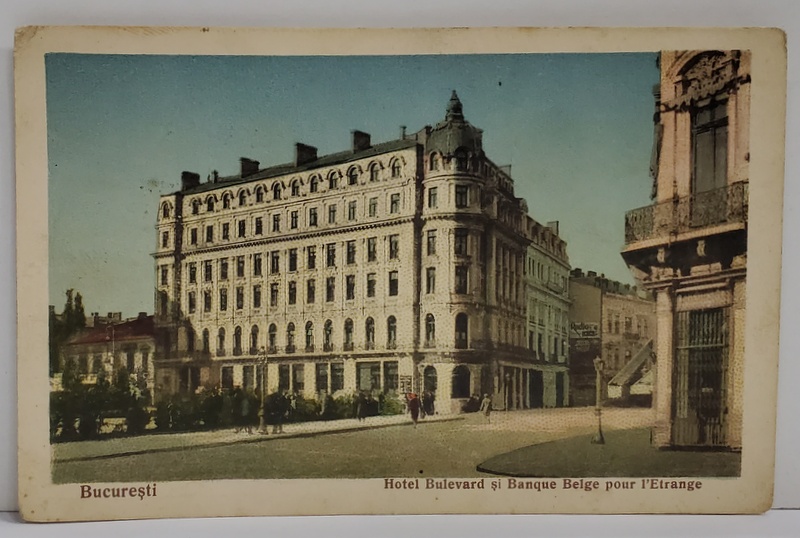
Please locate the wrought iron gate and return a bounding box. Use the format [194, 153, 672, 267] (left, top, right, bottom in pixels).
[672, 307, 729, 446]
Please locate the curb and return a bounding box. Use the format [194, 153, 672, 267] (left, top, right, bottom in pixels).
[54, 415, 465, 464]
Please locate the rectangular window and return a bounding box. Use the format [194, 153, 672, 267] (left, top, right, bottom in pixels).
[346, 275, 356, 300]
[289, 249, 298, 272]
[367, 237, 377, 262]
[427, 230, 437, 255]
[428, 187, 438, 209]
[160, 266, 168, 286]
[388, 271, 399, 296]
[348, 201, 357, 221]
[290, 211, 298, 229]
[272, 214, 281, 233]
[206, 225, 214, 243]
[270, 252, 280, 274]
[204, 261, 212, 282]
[288, 281, 297, 305]
[454, 229, 468, 256]
[236, 287, 244, 310]
[326, 243, 336, 267]
[309, 208, 318, 227]
[190, 228, 198, 245]
[253, 253, 262, 276]
[388, 235, 399, 259]
[255, 217, 263, 235]
[390, 193, 400, 213]
[426, 267, 436, 294]
[221, 367, 233, 390]
[270, 283, 279, 307]
[219, 288, 228, 311]
[278, 365, 290, 393]
[203, 290, 212, 312]
[331, 363, 344, 392]
[236, 256, 245, 278]
[455, 266, 468, 294]
[188, 263, 197, 284]
[188, 291, 196, 313]
[328, 204, 337, 224]
[316, 363, 329, 393]
[238, 220, 246, 238]
[161, 231, 169, 248]
[253, 285, 261, 308]
[368, 197, 378, 217]
[367, 273, 376, 298]
[326, 277, 336, 302]
[307, 246, 316, 269]
[455, 185, 469, 208]
[243, 365, 254, 391]
[692, 101, 729, 195]
[307, 279, 316, 304]
[220, 259, 229, 281]
[346, 240, 356, 265]
[222, 223, 230, 240]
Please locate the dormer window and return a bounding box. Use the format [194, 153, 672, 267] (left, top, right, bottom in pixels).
[347, 167, 359, 186]
[272, 183, 282, 200]
[391, 160, 401, 178]
[206, 197, 215, 212]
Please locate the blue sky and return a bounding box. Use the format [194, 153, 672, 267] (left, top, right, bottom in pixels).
[46, 52, 659, 316]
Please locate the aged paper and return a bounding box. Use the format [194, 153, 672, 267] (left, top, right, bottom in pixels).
[16, 26, 786, 521]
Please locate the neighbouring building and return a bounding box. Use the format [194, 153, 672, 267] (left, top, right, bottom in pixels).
[53, 312, 156, 398]
[153, 92, 541, 414]
[568, 269, 656, 407]
[621, 51, 749, 449]
[521, 219, 570, 409]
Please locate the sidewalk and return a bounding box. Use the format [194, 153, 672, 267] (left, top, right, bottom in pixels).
[476, 427, 741, 477]
[53, 413, 462, 463]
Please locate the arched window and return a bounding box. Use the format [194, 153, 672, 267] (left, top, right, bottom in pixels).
[387, 316, 397, 348]
[455, 149, 468, 171]
[272, 183, 282, 200]
[202, 329, 210, 352]
[192, 199, 200, 215]
[250, 325, 259, 352]
[429, 153, 439, 171]
[255, 186, 264, 203]
[455, 313, 468, 349]
[233, 326, 242, 355]
[305, 321, 314, 350]
[452, 365, 471, 398]
[217, 328, 226, 354]
[347, 167, 359, 186]
[291, 180, 301, 197]
[344, 318, 354, 348]
[161, 203, 170, 219]
[425, 314, 436, 346]
[369, 163, 380, 182]
[391, 160, 401, 178]
[238, 190, 247, 207]
[324, 319, 333, 350]
[222, 193, 232, 209]
[287, 323, 296, 351]
[206, 197, 215, 212]
[365, 317, 375, 349]
[423, 366, 438, 392]
[310, 176, 319, 193]
[187, 327, 195, 352]
[268, 323, 277, 350]
[328, 172, 338, 190]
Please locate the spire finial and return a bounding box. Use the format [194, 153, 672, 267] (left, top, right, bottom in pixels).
[446, 90, 464, 121]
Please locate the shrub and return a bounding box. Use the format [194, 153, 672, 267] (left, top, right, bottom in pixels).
[380, 394, 405, 416]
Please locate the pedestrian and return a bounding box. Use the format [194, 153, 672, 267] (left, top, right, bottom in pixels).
[407, 392, 421, 428]
[241, 392, 252, 434]
[356, 391, 368, 422]
[272, 392, 289, 434]
[479, 393, 493, 424]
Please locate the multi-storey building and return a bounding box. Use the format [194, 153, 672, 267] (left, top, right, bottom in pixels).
[520, 220, 570, 409]
[568, 269, 656, 406]
[622, 51, 749, 448]
[153, 92, 533, 414]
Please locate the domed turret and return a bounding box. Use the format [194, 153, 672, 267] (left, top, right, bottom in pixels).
[426, 91, 484, 157]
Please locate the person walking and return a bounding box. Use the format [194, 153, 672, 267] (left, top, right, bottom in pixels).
[407, 392, 421, 428]
[240, 392, 252, 434]
[356, 391, 368, 422]
[479, 393, 493, 424]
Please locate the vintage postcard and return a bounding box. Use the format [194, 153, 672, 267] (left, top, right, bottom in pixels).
[15, 26, 786, 521]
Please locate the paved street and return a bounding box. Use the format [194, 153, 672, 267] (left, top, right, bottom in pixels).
[53, 407, 653, 483]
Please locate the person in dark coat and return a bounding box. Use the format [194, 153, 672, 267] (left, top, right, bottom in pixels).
[407, 393, 421, 428]
[356, 391, 368, 422]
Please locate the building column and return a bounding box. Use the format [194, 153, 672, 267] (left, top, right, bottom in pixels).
[266, 362, 280, 394]
[468, 364, 482, 397]
[543, 370, 556, 408]
[343, 357, 357, 393]
[727, 278, 746, 449]
[652, 288, 674, 447]
[303, 362, 316, 400]
[437, 363, 455, 414]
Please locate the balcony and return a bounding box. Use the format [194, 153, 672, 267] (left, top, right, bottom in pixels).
[233, 347, 243, 357]
[285, 345, 296, 354]
[216, 349, 226, 357]
[267, 345, 277, 354]
[305, 345, 315, 353]
[387, 341, 397, 350]
[365, 341, 375, 350]
[343, 342, 354, 352]
[624, 181, 748, 245]
[323, 343, 334, 352]
[424, 339, 436, 348]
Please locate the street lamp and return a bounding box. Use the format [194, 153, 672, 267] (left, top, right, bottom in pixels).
[257, 346, 268, 434]
[591, 356, 605, 445]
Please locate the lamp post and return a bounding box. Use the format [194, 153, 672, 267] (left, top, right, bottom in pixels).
[591, 356, 605, 445]
[257, 346, 268, 434]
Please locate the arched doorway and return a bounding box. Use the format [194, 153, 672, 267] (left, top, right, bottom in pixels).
[423, 366, 438, 393]
[452, 365, 471, 398]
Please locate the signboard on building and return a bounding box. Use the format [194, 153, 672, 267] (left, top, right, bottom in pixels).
[570, 322, 600, 339]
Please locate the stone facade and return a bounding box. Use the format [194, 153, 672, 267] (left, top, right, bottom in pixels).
[153, 92, 535, 414]
[621, 51, 750, 448]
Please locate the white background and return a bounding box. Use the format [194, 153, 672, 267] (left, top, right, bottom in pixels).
[0, 0, 798, 535]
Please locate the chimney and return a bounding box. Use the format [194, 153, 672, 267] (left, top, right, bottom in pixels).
[400, 125, 407, 138]
[240, 158, 260, 178]
[587, 270, 597, 278]
[352, 130, 371, 152]
[295, 143, 318, 166]
[138, 311, 148, 319]
[181, 171, 200, 191]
